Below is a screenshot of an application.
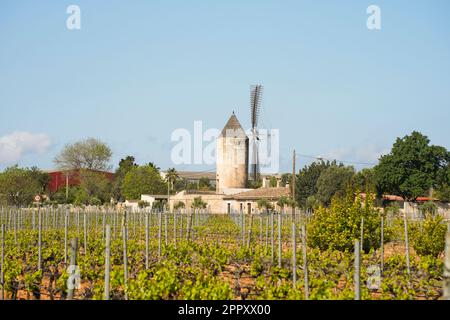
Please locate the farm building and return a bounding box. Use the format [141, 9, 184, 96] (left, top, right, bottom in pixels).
[45, 168, 114, 193]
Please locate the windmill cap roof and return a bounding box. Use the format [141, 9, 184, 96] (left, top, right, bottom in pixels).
[219, 113, 247, 137]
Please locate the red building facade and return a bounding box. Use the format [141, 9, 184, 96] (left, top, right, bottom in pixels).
[46, 169, 114, 193]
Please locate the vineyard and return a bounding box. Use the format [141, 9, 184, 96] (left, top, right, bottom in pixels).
[0, 205, 449, 300]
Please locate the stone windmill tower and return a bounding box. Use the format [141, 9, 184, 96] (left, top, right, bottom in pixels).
[216, 112, 249, 193]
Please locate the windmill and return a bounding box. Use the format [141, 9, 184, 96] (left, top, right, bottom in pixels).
[250, 84, 263, 182]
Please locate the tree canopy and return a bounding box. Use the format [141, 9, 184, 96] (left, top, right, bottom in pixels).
[54, 138, 112, 171]
[374, 131, 449, 201]
[121, 165, 166, 200]
[113, 156, 138, 201]
[316, 165, 355, 206]
[0, 166, 50, 206]
[295, 160, 337, 208]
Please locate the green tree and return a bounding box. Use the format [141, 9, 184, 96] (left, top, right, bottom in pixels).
[29, 166, 51, 194]
[434, 163, 450, 201]
[54, 138, 112, 171]
[352, 168, 377, 193]
[199, 177, 214, 191]
[295, 160, 336, 208]
[148, 162, 161, 172]
[257, 198, 273, 213]
[121, 165, 166, 200]
[276, 196, 289, 213]
[79, 169, 112, 204]
[269, 176, 278, 188]
[316, 165, 355, 206]
[51, 186, 80, 204]
[174, 201, 185, 211]
[191, 197, 207, 212]
[0, 166, 49, 206]
[113, 156, 138, 201]
[435, 184, 450, 202]
[280, 173, 291, 187]
[138, 200, 150, 209]
[166, 168, 179, 191]
[375, 131, 450, 201]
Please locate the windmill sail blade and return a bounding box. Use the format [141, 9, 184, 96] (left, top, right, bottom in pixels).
[250, 84, 263, 182]
[250, 85, 263, 129]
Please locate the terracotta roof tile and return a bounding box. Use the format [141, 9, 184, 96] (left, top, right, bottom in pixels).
[230, 187, 291, 200]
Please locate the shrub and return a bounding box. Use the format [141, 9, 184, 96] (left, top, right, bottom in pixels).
[138, 200, 150, 208]
[308, 189, 385, 253]
[409, 214, 447, 257]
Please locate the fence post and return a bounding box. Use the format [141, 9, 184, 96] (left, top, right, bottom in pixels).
[64, 210, 68, 265]
[1, 224, 4, 300]
[179, 212, 183, 240]
[301, 224, 309, 300]
[360, 217, 364, 252]
[38, 205, 42, 271]
[259, 216, 263, 244]
[265, 215, 269, 253]
[104, 224, 111, 300]
[173, 213, 177, 248]
[271, 213, 275, 264]
[122, 221, 128, 300]
[403, 213, 411, 275]
[186, 213, 192, 242]
[158, 211, 162, 260]
[67, 238, 78, 300]
[164, 213, 168, 246]
[278, 213, 282, 268]
[444, 231, 450, 300]
[292, 222, 297, 289]
[83, 213, 88, 255]
[354, 239, 361, 300]
[247, 214, 253, 249]
[241, 211, 245, 247]
[380, 215, 384, 274]
[145, 212, 149, 269]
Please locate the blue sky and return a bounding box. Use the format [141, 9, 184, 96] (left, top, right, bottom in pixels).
[1, 0, 449, 173]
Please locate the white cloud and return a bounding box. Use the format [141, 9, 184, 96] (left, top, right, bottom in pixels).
[0, 131, 51, 165]
[319, 145, 389, 166]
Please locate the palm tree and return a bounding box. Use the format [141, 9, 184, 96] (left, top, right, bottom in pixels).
[174, 201, 185, 212]
[277, 196, 297, 216]
[257, 198, 273, 214]
[166, 168, 179, 190]
[277, 196, 289, 214]
[191, 196, 207, 213]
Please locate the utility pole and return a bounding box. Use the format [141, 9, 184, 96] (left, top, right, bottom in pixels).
[292, 149, 296, 200]
[65, 171, 69, 201]
[292, 149, 296, 217]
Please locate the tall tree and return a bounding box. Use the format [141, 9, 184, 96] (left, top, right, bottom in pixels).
[352, 168, 377, 193]
[121, 165, 166, 200]
[54, 138, 112, 171]
[79, 170, 112, 204]
[29, 166, 51, 194]
[113, 156, 138, 201]
[295, 160, 336, 208]
[166, 168, 179, 190]
[0, 166, 49, 206]
[374, 131, 449, 201]
[316, 165, 355, 206]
